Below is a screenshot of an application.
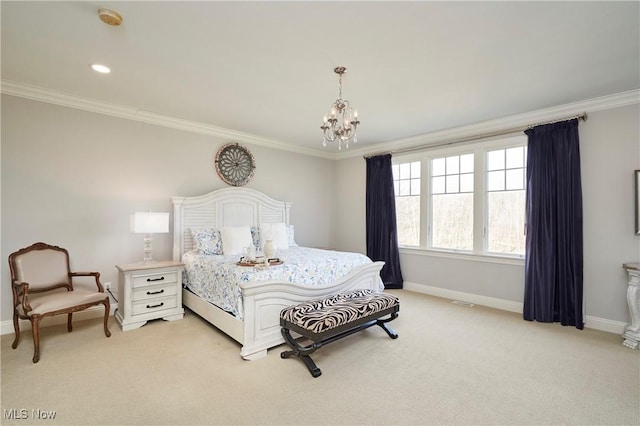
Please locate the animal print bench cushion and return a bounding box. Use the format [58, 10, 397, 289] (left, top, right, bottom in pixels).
[280, 289, 399, 334]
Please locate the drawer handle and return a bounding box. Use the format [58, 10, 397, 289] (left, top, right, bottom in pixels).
[146, 302, 164, 309]
[147, 277, 165, 282]
[146, 289, 165, 295]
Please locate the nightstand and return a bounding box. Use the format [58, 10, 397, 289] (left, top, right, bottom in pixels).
[115, 260, 185, 331]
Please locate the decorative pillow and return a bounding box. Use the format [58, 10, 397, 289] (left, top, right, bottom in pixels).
[259, 222, 289, 250]
[287, 225, 298, 247]
[220, 226, 253, 256]
[190, 228, 222, 255]
[250, 226, 261, 250]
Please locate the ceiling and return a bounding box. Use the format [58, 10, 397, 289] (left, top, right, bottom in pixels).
[2, 1, 639, 157]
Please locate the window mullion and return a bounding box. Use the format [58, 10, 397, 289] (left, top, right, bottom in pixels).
[421, 159, 430, 248]
[473, 148, 485, 253]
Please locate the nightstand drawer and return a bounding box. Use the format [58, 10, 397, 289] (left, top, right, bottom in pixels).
[132, 271, 178, 288]
[131, 296, 177, 316]
[132, 283, 178, 302]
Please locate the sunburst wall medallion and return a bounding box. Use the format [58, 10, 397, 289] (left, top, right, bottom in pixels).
[214, 143, 256, 187]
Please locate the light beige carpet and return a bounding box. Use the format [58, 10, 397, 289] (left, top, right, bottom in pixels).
[1, 290, 638, 425]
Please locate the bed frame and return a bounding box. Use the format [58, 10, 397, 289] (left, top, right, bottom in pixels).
[172, 187, 384, 360]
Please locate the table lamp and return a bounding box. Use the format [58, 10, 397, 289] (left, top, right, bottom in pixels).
[132, 212, 169, 263]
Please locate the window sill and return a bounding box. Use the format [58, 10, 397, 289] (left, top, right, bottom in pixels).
[399, 246, 525, 266]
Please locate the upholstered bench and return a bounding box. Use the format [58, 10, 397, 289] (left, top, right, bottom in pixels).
[280, 289, 399, 377]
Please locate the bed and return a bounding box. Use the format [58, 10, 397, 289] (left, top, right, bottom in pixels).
[172, 187, 384, 360]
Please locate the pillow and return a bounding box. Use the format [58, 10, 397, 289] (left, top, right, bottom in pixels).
[287, 225, 298, 247]
[220, 226, 253, 256]
[190, 228, 222, 255]
[259, 222, 289, 251]
[250, 226, 261, 250]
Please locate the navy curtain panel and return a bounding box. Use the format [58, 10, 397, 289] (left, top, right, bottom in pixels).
[365, 154, 403, 289]
[524, 119, 584, 329]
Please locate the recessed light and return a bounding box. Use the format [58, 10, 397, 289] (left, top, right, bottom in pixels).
[91, 64, 111, 74]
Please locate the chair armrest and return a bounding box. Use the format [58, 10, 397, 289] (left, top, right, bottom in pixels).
[69, 271, 104, 292]
[12, 281, 33, 314]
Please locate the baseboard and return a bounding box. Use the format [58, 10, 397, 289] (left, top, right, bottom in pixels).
[403, 282, 626, 335]
[403, 281, 524, 313]
[583, 316, 626, 335]
[0, 303, 118, 336]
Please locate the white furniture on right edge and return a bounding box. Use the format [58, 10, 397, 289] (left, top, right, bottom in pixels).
[622, 263, 640, 349]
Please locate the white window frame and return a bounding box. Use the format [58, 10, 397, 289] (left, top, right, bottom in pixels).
[393, 135, 527, 265]
[392, 155, 425, 247]
[484, 144, 527, 257]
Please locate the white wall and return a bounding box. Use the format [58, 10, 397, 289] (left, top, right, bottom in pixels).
[1, 95, 335, 323]
[580, 105, 639, 321]
[334, 104, 640, 326]
[332, 156, 367, 253]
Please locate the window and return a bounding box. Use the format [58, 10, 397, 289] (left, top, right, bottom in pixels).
[486, 147, 526, 255]
[393, 136, 527, 258]
[431, 154, 474, 250]
[392, 161, 420, 246]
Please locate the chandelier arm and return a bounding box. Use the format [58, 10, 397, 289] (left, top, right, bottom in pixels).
[322, 125, 338, 143]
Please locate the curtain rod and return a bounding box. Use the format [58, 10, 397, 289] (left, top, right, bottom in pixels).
[363, 112, 588, 159]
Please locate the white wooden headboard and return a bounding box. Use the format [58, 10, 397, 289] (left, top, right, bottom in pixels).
[171, 187, 292, 261]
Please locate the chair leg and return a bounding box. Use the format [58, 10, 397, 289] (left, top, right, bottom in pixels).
[67, 313, 73, 332]
[103, 299, 111, 338]
[11, 311, 20, 349]
[31, 317, 41, 364]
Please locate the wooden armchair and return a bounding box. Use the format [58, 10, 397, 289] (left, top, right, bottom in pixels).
[8, 242, 111, 363]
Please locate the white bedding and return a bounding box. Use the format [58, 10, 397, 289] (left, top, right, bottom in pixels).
[182, 246, 379, 320]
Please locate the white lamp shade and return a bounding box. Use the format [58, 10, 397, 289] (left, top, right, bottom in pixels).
[132, 212, 169, 234]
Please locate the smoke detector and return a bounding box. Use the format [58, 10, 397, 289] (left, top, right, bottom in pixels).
[98, 8, 122, 26]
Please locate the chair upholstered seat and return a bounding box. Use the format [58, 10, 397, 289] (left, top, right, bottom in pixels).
[17, 290, 109, 316]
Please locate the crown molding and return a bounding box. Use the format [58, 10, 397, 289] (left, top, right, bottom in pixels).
[0, 79, 337, 160]
[342, 88, 640, 159]
[2, 79, 637, 162]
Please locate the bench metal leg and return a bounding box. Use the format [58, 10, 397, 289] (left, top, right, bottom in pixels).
[281, 328, 322, 377]
[377, 312, 399, 339]
[280, 311, 399, 378]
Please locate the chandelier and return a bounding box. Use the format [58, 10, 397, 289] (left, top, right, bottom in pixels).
[321, 66, 360, 150]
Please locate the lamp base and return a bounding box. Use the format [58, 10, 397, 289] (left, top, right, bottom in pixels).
[142, 233, 155, 263]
